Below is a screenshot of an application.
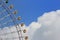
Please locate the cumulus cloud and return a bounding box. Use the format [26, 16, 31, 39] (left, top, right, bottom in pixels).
[0, 26, 19, 40]
[0, 10, 60, 40]
[32, 10, 60, 40]
[26, 22, 41, 40]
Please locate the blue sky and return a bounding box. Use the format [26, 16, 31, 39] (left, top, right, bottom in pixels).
[9, 0, 60, 26]
[1, 0, 60, 40]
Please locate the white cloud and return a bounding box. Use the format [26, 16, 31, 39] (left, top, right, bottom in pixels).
[32, 10, 60, 40]
[26, 22, 41, 40]
[1, 10, 60, 40]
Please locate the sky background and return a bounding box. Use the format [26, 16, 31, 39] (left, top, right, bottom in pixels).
[8, 0, 60, 26]
[1, 0, 60, 40]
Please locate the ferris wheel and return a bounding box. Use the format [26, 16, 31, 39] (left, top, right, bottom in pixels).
[0, 0, 28, 40]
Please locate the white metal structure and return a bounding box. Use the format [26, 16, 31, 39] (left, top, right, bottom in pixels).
[0, 0, 28, 40]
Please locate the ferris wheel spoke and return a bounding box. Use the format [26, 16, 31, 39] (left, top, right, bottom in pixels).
[0, 14, 11, 21]
[0, 9, 6, 14]
[3, 20, 13, 25]
[1, 36, 24, 40]
[0, 20, 13, 27]
[0, 4, 2, 7]
[0, 0, 28, 40]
